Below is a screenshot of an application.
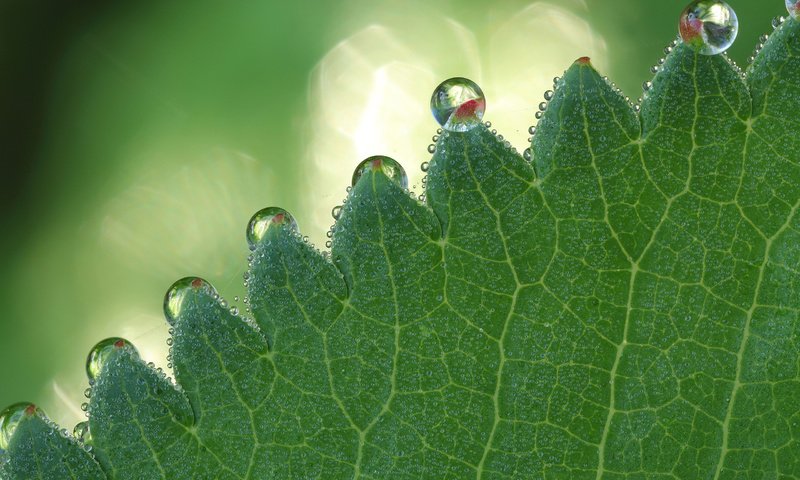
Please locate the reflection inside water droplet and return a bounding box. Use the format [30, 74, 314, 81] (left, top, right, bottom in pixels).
[351, 155, 408, 189]
[246, 207, 297, 248]
[86, 338, 139, 381]
[679, 0, 738, 55]
[430, 77, 486, 132]
[73, 421, 91, 444]
[0, 403, 37, 450]
[163, 277, 217, 326]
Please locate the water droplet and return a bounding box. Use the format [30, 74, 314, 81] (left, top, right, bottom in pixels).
[436, 128, 443, 134]
[679, 1, 738, 55]
[643, 81, 653, 91]
[0, 403, 37, 450]
[325, 240, 332, 248]
[523, 148, 532, 161]
[246, 207, 297, 248]
[80, 403, 88, 412]
[553, 76, 561, 85]
[71, 421, 90, 443]
[538, 102, 548, 111]
[83, 387, 92, 398]
[427, 144, 436, 154]
[331, 205, 342, 219]
[351, 156, 408, 189]
[85, 338, 139, 381]
[650, 65, 659, 74]
[543, 90, 554, 101]
[431, 135, 439, 142]
[421, 161, 429, 172]
[163, 277, 217, 326]
[528, 126, 536, 135]
[166, 338, 173, 346]
[230, 306, 239, 315]
[535, 111, 544, 119]
[430, 77, 486, 132]
[484, 121, 491, 128]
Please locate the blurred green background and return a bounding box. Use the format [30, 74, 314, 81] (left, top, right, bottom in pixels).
[0, 0, 778, 428]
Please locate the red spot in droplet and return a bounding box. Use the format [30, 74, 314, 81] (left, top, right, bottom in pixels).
[191, 278, 203, 288]
[272, 213, 285, 224]
[114, 340, 126, 348]
[576, 56, 591, 65]
[679, 15, 703, 42]
[24, 405, 36, 416]
[454, 98, 484, 120]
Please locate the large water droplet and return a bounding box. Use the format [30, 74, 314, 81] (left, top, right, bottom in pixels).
[73, 421, 91, 444]
[679, 1, 738, 55]
[788, 0, 799, 18]
[246, 207, 297, 248]
[430, 77, 486, 132]
[0, 403, 37, 450]
[86, 338, 139, 381]
[351, 156, 408, 189]
[163, 277, 217, 326]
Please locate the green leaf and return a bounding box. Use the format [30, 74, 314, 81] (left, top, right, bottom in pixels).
[3, 13, 800, 480]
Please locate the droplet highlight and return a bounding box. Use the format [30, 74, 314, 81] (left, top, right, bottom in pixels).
[86, 338, 139, 381]
[0, 403, 37, 450]
[679, 1, 738, 55]
[246, 207, 297, 248]
[163, 277, 217, 326]
[351, 156, 408, 189]
[788, 0, 799, 18]
[430, 77, 486, 132]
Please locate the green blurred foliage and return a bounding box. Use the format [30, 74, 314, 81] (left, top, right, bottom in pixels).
[0, 0, 776, 427]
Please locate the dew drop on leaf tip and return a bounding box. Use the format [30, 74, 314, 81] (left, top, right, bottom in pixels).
[163, 277, 218, 326]
[351, 155, 408, 189]
[246, 207, 297, 249]
[679, 0, 738, 55]
[0, 403, 38, 450]
[430, 77, 485, 132]
[86, 337, 139, 381]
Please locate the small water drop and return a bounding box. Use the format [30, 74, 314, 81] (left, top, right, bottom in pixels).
[86, 338, 139, 381]
[679, 1, 738, 55]
[427, 144, 436, 154]
[430, 77, 486, 132]
[80, 403, 88, 412]
[83, 387, 92, 398]
[538, 102, 548, 111]
[163, 277, 217, 326]
[436, 128, 443, 134]
[528, 126, 536, 135]
[0, 403, 37, 450]
[325, 240, 332, 248]
[351, 156, 408, 189]
[643, 81, 653, 91]
[230, 306, 239, 315]
[421, 161, 429, 172]
[246, 207, 297, 248]
[484, 121, 491, 128]
[553, 76, 561, 85]
[432, 135, 439, 142]
[523, 148, 532, 161]
[331, 205, 342, 220]
[72, 421, 91, 444]
[543, 90, 554, 101]
[535, 111, 544, 119]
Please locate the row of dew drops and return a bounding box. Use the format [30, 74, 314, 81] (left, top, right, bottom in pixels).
[0, 0, 796, 461]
